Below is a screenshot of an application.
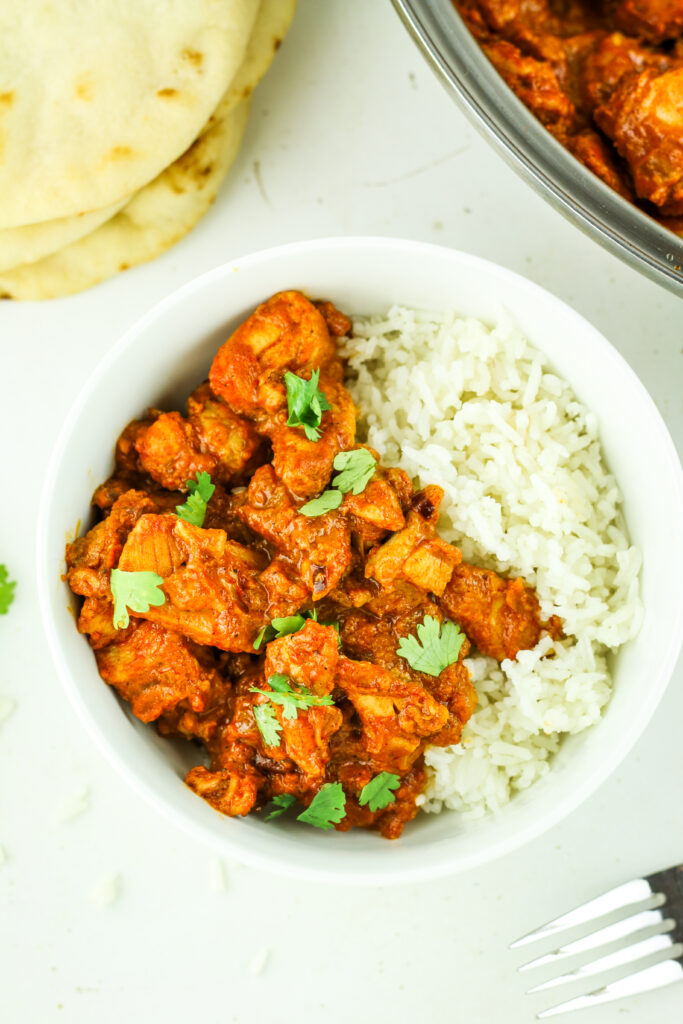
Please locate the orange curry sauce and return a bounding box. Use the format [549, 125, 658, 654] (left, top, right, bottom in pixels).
[65, 291, 561, 838]
[453, 0, 683, 231]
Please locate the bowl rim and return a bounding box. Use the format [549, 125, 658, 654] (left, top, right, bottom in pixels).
[37, 235, 683, 884]
[391, 0, 683, 297]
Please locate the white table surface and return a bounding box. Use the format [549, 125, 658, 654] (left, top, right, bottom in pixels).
[1, 2, 682, 1022]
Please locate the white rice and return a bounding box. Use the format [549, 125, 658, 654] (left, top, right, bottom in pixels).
[344, 306, 643, 818]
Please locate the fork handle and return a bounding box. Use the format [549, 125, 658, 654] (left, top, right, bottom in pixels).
[648, 866, 683, 945]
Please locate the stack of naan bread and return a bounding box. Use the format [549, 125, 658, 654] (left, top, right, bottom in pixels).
[0, 0, 294, 300]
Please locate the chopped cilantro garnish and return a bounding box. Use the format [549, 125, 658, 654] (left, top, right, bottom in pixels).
[253, 624, 270, 650]
[396, 615, 465, 676]
[250, 673, 334, 721]
[271, 614, 308, 636]
[299, 448, 376, 519]
[266, 672, 292, 692]
[175, 470, 215, 527]
[110, 568, 166, 630]
[332, 449, 377, 495]
[253, 613, 307, 650]
[252, 609, 341, 650]
[296, 782, 346, 830]
[359, 772, 400, 812]
[285, 369, 331, 442]
[0, 565, 16, 615]
[264, 793, 297, 821]
[299, 489, 343, 517]
[253, 703, 282, 747]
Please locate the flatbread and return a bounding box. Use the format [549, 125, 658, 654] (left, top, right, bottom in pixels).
[223, 0, 297, 114]
[0, 97, 251, 301]
[0, 0, 296, 274]
[0, 0, 297, 298]
[0, 198, 129, 274]
[0, 0, 259, 228]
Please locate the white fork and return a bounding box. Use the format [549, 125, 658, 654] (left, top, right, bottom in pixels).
[511, 865, 683, 1017]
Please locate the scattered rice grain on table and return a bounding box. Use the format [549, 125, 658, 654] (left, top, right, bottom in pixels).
[344, 306, 643, 817]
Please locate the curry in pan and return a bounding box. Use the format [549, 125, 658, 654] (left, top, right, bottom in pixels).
[453, 0, 683, 231]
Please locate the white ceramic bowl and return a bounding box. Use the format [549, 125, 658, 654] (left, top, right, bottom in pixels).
[38, 237, 683, 885]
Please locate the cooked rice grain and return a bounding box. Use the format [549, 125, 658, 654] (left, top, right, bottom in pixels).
[344, 307, 642, 817]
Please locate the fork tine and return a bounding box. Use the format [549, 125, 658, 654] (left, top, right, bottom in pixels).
[519, 909, 671, 972]
[510, 878, 660, 949]
[527, 933, 680, 993]
[536, 957, 683, 1018]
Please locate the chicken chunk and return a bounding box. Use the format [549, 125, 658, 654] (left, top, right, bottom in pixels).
[580, 31, 673, 112]
[156, 700, 230, 746]
[134, 390, 262, 492]
[66, 489, 157, 598]
[267, 378, 357, 500]
[595, 64, 683, 209]
[612, 0, 683, 42]
[186, 382, 265, 483]
[329, 730, 427, 839]
[77, 595, 125, 650]
[237, 464, 352, 599]
[340, 462, 410, 545]
[340, 582, 477, 748]
[114, 419, 150, 475]
[264, 620, 340, 697]
[247, 683, 343, 782]
[116, 514, 270, 651]
[483, 39, 578, 137]
[335, 657, 449, 774]
[134, 411, 215, 492]
[314, 300, 352, 338]
[95, 620, 222, 723]
[567, 129, 634, 198]
[209, 290, 339, 417]
[186, 742, 263, 817]
[258, 622, 344, 778]
[365, 485, 461, 596]
[427, 660, 480, 747]
[209, 291, 357, 499]
[219, 626, 344, 783]
[441, 562, 561, 661]
[91, 475, 182, 516]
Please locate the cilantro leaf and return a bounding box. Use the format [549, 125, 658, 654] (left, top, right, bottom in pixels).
[253, 617, 306, 650]
[175, 470, 215, 527]
[253, 624, 270, 650]
[265, 672, 292, 693]
[249, 674, 335, 721]
[298, 451, 376, 518]
[265, 793, 297, 821]
[359, 772, 400, 812]
[396, 615, 465, 676]
[276, 607, 342, 636]
[252, 610, 330, 650]
[0, 564, 16, 615]
[271, 614, 308, 636]
[332, 449, 377, 495]
[253, 703, 282, 747]
[299, 489, 343, 517]
[296, 782, 346, 830]
[263, 689, 299, 720]
[190, 470, 215, 503]
[110, 568, 166, 630]
[285, 369, 331, 442]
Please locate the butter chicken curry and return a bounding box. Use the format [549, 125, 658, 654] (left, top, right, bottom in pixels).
[65, 291, 561, 837]
[453, 0, 683, 231]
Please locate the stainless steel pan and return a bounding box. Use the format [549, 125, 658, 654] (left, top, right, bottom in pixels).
[392, 0, 683, 296]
